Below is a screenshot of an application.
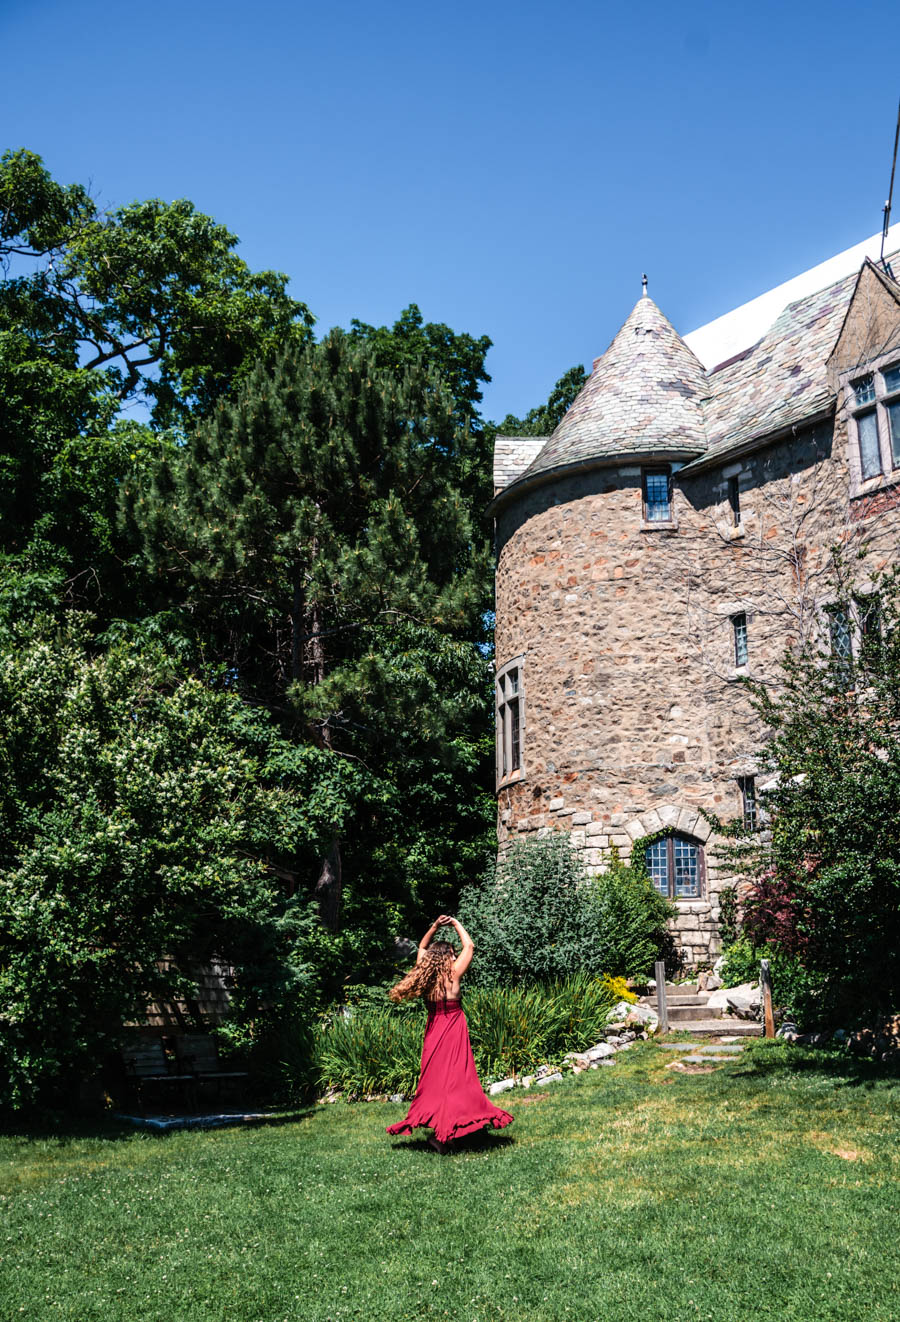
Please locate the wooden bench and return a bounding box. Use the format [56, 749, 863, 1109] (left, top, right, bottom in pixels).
[122, 1039, 196, 1115]
[174, 1034, 249, 1104]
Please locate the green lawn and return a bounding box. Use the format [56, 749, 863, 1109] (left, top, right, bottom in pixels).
[1, 1042, 898, 1322]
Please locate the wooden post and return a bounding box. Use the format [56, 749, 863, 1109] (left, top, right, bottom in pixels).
[760, 958, 775, 1038]
[655, 960, 669, 1033]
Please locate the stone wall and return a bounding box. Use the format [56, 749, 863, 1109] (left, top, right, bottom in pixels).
[493, 406, 900, 967]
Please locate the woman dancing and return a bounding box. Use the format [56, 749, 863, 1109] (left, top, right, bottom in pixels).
[386, 915, 513, 1153]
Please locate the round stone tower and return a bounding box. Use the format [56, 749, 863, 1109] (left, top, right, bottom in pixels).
[491, 290, 748, 968]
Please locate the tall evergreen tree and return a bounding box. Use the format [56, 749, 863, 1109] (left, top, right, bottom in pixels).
[124, 330, 493, 924]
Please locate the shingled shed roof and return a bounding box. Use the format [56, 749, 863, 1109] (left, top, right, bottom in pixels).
[516, 293, 709, 485]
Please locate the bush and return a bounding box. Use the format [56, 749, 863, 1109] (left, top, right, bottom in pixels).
[316, 1005, 425, 1097]
[456, 836, 673, 987]
[720, 936, 825, 1028]
[733, 571, 900, 1018]
[315, 973, 619, 1092]
[0, 621, 364, 1111]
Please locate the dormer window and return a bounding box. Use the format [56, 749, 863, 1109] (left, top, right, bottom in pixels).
[848, 361, 900, 482]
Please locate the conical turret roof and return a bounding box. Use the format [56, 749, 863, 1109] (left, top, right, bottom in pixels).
[519, 293, 709, 484]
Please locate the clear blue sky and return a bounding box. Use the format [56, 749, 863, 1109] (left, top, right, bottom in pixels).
[2, 0, 899, 422]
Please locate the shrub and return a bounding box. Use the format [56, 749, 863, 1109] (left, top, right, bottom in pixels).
[456, 836, 673, 987]
[315, 1006, 425, 1096]
[732, 571, 900, 1018]
[315, 973, 619, 1092]
[720, 936, 825, 1028]
[0, 622, 364, 1111]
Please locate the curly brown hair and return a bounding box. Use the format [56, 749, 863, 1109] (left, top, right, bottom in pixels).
[389, 941, 456, 1004]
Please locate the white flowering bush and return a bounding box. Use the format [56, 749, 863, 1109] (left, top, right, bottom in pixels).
[0, 616, 365, 1110]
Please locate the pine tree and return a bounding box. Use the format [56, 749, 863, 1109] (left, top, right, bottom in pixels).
[124, 330, 492, 924]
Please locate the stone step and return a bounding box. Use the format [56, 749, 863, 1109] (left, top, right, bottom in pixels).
[667, 1003, 722, 1022]
[662, 995, 709, 1007]
[662, 1018, 761, 1037]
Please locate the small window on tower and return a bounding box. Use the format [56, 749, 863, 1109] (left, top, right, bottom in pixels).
[496, 657, 525, 785]
[728, 476, 741, 526]
[732, 612, 748, 667]
[642, 468, 671, 522]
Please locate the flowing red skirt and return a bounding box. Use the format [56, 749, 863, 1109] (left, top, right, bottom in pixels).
[386, 1000, 513, 1145]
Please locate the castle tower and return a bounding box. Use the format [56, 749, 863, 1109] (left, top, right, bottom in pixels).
[491, 289, 732, 966]
[489, 231, 900, 968]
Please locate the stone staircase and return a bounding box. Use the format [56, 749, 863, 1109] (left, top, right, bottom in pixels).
[642, 982, 762, 1037]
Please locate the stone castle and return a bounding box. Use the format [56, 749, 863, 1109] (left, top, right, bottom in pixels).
[491, 228, 900, 968]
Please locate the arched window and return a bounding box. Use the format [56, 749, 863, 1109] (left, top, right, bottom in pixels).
[645, 833, 704, 899]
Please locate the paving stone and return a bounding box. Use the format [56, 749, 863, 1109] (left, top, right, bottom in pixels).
[683, 1053, 740, 1062]
[658, 1042, 702, 1050]
[696, 1043, 745, 1054]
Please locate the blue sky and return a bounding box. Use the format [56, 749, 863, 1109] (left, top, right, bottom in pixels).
[2, 0, 899, 422]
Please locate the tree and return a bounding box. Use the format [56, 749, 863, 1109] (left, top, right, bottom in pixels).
[124, 331, 493, 924]
[348, 303, 494, 519]
[0, 616, 368, 1110]
[0, 149, 313, 623]
[728, 570, 900, 1020]
[1, 148, 313, 427]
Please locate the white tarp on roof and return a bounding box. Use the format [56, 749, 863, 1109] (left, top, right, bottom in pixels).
[684, 222, 900, 371]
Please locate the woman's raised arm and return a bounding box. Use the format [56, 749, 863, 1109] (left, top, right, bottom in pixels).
[415, 918, 442, 965]
[448, 917, 475, 978]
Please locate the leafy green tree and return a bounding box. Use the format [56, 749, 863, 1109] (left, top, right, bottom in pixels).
[728, 572, 900, 1020]
[348, 304, 494, 523]
[1, 148, 313, 427]
[0, 149, 313, 622]
[0, 616, 368, 1110]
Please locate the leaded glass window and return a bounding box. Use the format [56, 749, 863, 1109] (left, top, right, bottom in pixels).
[496, 658, 524, 784]
[827, 605, 852, 663]
[847, 360, 900, 483]
[888, 401, 900, 467]
[852, 374, 876, 405]
[732, 612, 748, 667]
[643, 469, 671, 522]
[645, 833, 702, 899]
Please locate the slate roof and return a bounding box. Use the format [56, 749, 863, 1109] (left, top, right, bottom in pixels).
[492, 250, 900, 504]
[517, 295, 709, 484]
[493, 435, 547, 495]
[688, 264, 865, 469]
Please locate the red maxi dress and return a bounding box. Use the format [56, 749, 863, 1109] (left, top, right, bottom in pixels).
[386, 998, 513, 1145]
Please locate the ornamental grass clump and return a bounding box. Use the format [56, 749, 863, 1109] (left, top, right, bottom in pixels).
[316, 1007, 425, 1096]
[315, 974, 619, 1093]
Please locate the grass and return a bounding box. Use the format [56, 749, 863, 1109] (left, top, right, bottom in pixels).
[1, 1041, 898, 1322]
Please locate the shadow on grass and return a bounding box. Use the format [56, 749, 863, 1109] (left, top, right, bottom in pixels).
[0, 1108, 316, 1144]
[735, 1041, 900, 1089]
[390, 1129, 515, 1156]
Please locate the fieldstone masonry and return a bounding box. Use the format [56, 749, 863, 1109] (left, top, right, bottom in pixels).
[491, 250, 900, 968]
